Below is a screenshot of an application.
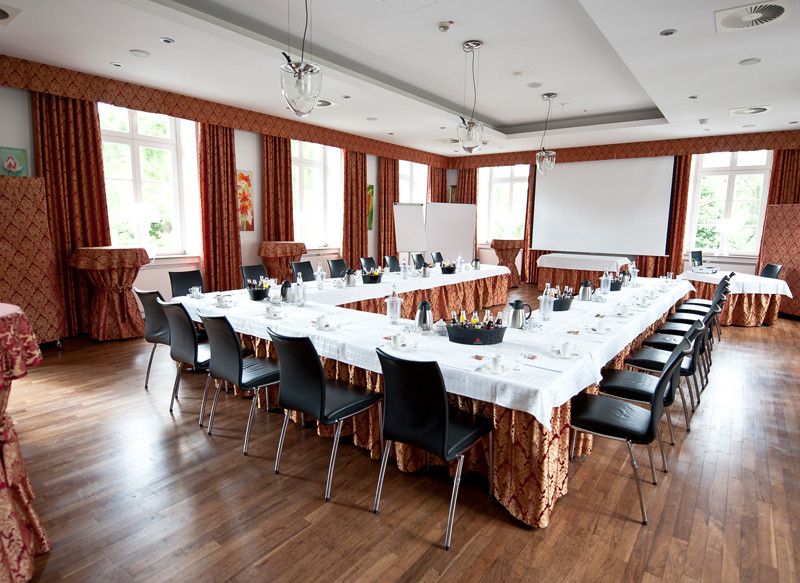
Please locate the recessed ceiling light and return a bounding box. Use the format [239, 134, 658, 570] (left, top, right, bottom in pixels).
[790, 121, 799, 124]
[0, 8, 9, 19]
[110, 62, 124, 68]
[342, 95, 351, 99]
[129, 49, 150, 58]
[158, 37, 175, 44]
[527, 82, 542, 89]
[742, 124, 756, 128]
[659, 28, 677, 36]
[388, 132, 394, 135]
[739, 57, 761, 65]
[688, 95, 699, 100]
[439, 126, 446, 130]
[366, 117, 378, 121]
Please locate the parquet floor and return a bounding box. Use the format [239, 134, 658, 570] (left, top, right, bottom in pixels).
[8, 284, 800, 582]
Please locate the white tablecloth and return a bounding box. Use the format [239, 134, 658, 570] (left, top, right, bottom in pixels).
[679, 271, 793, 298]
[301, 264, 509, 306]
[177, 277, 692, 431]
[536, 253, 632, 272]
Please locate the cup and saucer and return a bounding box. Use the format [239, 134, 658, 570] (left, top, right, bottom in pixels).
[587, 319, 611, 334]
[481, 353, 509, 374]
[189, 286, 203, 299]
[264, 305, 282, 320]
[311, 315, 339, 331]
[614, 305, 634, 318]
[550, 341, 577, 359]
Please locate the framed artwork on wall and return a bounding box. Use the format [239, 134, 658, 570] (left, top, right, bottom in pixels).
[448, 185, 457, 203]
[0, 147, 27, 176]
[237, 170, 254, 231]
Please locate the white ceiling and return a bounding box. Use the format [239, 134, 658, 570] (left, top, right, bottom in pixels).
[1, 0, 798, 156]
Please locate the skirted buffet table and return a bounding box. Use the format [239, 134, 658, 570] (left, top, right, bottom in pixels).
[257, 241, 307, 283]
[0, 304, 50, 583]
[536, 253, 631, 292]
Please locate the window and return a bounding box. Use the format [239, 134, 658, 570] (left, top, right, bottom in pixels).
[99, 103, 188, 255]
[291, 140, 343, 248]
[476, 165, 530, 244]
[684, 150, 772, 256]
[398, 160, 428, 204]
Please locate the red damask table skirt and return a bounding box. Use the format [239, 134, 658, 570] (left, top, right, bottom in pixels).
[685, 281, 781, 326]
[69, 247, 150, 341]
[490, 239, 523, 288]
[0, 304, 50, 583]
[258, 241, 307, 283]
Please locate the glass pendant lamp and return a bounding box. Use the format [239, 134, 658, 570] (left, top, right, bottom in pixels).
[536, 93, 557, 175]
[457, 40, 484, 154]
[279, 0, 322, 118]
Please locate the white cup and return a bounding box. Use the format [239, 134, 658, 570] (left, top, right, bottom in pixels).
[216, 295, 228, 307]
[391, 333, 403, 348]
[560, 340, 573, 357]
[619, 304, 630, 317]
[316, 315, 328, 329]
[490, 353, 502, 371]
[265, 305, 274, 318]
[596, 318, 606, 332]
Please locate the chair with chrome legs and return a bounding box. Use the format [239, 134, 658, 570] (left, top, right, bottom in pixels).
[290, 261, 315, 283]
[412, 253, 426, 270]
[328, 258, 348, 279]
[133, 288, 170, 390]
[267, 330, 383, 501]
[374, 348, 493, 550]
[570, 339, 687, 525]
[199, 315, 280, 454]
[169, 269, 204, 298]
[360, 256, 378, 272]
[240, 264, 268, 287]
[680, 274, 731, 340]
[431, 251, 444, 264]
[384, 255, 400, 272]
[760, 263, 783, 279]
[158, 300, 212, 417]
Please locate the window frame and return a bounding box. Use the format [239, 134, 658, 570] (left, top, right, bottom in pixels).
[99, 105, 187, 255]
[290, 140, 343, 249]
[684, 150, 772, 257]
[476, 164, 530, 245]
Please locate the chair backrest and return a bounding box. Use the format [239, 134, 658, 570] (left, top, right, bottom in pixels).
[360, 257, 377, 272]
[649, 339, 692, 441]
[384, 255, 400, 272]
[328, 258, 348, 279]
[760, 263, 783, 279]
[412, 253, 426, 269]
[199, 315, 243, 386]
[158, 299, 203, 366]
[431, 251, 444, 264]
[133, 287, 170, 345]
[291, 261, 315, 283]
[240, 264, 268, 287]
[376, 348, 450, 459]
[169, 270, 204, 298]
[267, 330, 326, 418]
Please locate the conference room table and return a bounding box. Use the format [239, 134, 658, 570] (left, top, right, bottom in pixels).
[679, 270, 793, 326]
[177, 276, 693, 528]
[536, 253, 632, 292]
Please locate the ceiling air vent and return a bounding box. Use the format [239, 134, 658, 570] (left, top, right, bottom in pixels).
[729, 105, 771, 116]
[715, 2, 789, 32]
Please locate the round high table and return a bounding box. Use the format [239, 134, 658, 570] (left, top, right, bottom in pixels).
[69, 247, 150, 341]
[491, 239, 523, 288]
[258, 241, 307, 283]
[0, 303, 50, 582]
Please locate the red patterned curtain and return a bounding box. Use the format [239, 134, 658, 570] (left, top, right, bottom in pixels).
[342, 150, 369, 269]
[198, 123, 241, 292]
[378, 157, 399, 259]
[428, 166, 448, 203]
[521, 165, 550, 284]
[262, 135, 295, 240]
[767, 149, 800, 205]
[636, 155, 692, 277]
[31, 91, 111, 337]
[457, 168, 478, 205]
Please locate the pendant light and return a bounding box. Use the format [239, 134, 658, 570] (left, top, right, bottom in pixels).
[279, 0, 322, 117]
[457, 40, 483, 154]
[536, 93, 557, 175]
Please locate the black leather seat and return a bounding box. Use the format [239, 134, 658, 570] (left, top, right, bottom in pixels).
[240, 264, 268, 287]
[200, 315, 280, 454]
[169, 270, 204, 298]
[133, 288, 170, 389]
[384, 255, 400, 272]
[374, 348, 493, 550]
[328, 258, 348, 279]
[267, 330, 383, 501]
[412, 253, 426, 269]
[570, 339, 686, 525]
[760, 263, 783, 279]
[431, 251, 444, 264]
[290, 260, 315, 283]
[158, 300, 211, 415]
[360, 257, 378, 272]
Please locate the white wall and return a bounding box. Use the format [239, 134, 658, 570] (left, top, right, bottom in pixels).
[0, 86, 34, 173]
[234, 129, 263, 267]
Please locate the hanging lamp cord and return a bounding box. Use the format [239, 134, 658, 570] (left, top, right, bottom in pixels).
[540, 96, 552, 151]
[461, 44, 479, 124]
[282, 0, 311, 71]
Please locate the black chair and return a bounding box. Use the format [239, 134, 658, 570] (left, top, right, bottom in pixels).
[290, 261, 315, 283]
[374, 348, 493, 550]
[133, 288, 170, 390]
[681, 274, 731, 309]
[328, 258, 348, 279]
[384, 255, 400, 272]
[267, 330, 383, 501]
[570, 339, 687, 525]
[169, 270, 204, 298]
[199, 315, 280, 454]
[158, 300, 212, 416]
[431, 251, 444, 264]
[412, 253, 426, 270]
[240, 264, 268, 287]
[360, 257, 378, 272]
[760, 263, 783, 279]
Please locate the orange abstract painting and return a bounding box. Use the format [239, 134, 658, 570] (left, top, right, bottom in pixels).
[237, 170, 254, 231]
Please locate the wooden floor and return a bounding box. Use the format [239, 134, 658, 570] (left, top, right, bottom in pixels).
[9, 284, 800, 582]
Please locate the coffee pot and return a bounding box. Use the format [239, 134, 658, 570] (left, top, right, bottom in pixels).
[508, 299, 533, 329]
[342, 268, 357, 287]
[414, 300, 433, 331]
[472, 257, 480, 270]
[280, 280, 293, 303]
[579, 280, 595, 301]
